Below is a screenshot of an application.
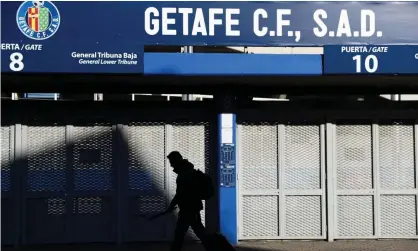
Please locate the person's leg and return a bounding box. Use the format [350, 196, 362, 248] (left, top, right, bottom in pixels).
[190, 212, 206, 239]
[171, 212, 190, 251]
[190, 212, 210, 250]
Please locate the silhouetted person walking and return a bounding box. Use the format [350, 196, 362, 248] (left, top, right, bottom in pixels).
[166, 151, 214, 251]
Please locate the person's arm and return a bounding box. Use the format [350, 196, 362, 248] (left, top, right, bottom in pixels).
[168, 176, 181, 212]
[168, 194, 178, 212]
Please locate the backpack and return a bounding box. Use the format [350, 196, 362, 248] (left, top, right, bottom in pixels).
[194, 170, 214, 200]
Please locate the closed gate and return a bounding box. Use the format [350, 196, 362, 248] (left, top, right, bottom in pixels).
[328, 119, 418, 239]
[1, 101, 216, 245]
[1, 125, 15, 246]
[124, 121, 214, 242]
[237, 108, 418, 241]
[237, 115, 327, 240]
[21, 123, 118, 244]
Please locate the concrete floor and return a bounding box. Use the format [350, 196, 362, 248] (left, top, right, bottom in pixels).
[237, 240, 418, 251]
[5, 240, 418, 251]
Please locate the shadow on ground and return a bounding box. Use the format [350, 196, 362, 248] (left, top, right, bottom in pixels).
[1, 243, 273, 251]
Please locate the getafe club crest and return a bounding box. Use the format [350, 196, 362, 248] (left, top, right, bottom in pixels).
[16, 1, 60, 40]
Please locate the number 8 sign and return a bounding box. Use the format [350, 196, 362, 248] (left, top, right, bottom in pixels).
[9, 52, 24, 72]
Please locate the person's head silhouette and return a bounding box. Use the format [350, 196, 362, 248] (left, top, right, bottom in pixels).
[167, 151, 184, 174]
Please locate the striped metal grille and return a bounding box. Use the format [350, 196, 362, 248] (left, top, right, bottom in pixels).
[239, 122, 325, 239]
[1, 126, 12, 192]
[334, 121, 418, 239]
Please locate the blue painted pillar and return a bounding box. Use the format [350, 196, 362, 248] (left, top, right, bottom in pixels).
[217, 94, 238, 245]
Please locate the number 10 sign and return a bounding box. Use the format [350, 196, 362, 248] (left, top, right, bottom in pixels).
[324, 45, 418, 75]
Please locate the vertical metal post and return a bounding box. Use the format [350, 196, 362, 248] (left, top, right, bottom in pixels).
[117, 124, 129, 243]
[216, 93, 238, 245]
[164, 124, 173, 240]
[218, 113, 237, 244]
[115, 125, 123, 243]
[326, 123, 335, 242]
[13, 124, 21, 247]
[320, 124, 327, 238]
[8, 125, 15, 246]
[372, 123, 381, 238]
[19, 125, 27, 245]
[278, 124, 285, 237]
[394, 121, 401, 191]
[65, 125, 74, 242]
[332, 124, 339, 240]
[414, 122, 418, 236]
[12, 93, 19, 100]
[182, 46, 194, 101]
[236, 125, 243, 239]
